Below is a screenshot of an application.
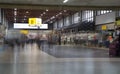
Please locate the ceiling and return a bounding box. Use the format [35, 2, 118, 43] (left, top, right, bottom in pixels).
[2, 0, 120, 24]
[0, 0, 120, 6]
[4, 8, 77, 24]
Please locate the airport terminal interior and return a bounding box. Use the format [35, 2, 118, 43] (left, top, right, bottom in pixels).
[0, 0, 120, 74]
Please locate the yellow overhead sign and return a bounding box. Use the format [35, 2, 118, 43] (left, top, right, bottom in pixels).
[29, 18, 42, 26]
[20, 30, 29, 35]
[116, 20, 120, 26]
[102, 25, 107, 30]
[29, 18, 36, 26]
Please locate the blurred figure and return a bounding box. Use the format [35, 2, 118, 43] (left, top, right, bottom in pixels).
[109, 27, 120, 57]
[115, 27, 120, 57]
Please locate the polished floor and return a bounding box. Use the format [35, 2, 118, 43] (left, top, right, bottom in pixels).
[0, 43, 120, 74]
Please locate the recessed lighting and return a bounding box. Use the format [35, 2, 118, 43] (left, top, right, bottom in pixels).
[43, 12, 46, 14]
[56, 14, 58, 17]
[59, 12, 62, 14]
[24, 19, 26, 20]
[26, 11, 29, 13]
[41, 14, 43, 16]
[64, 10, 67, 12]
[50, 21, 53, 23]
[14, 18, 16, 21]
[46, 9, 49, 11]
[14, 8, 17, 11]
[63, 0, 68, 3]
[14, 11, 17, 16]
[51, 16, 55, 19]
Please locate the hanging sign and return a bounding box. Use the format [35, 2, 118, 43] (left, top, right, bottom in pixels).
[29, 18, 42, 26]
[102, 25, 107, 30]
[116, 20, 120, 26]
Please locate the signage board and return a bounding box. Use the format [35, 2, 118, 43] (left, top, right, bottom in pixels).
[29, 18, 42, 26]
[116, 20, 120, 26]
[14, 23, 48, 29]
[102, 25, 107, 30]
[20, 30, 29, 35]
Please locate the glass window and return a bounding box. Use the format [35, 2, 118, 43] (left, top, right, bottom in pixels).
[97, 10, 112, 15]
[82, 10, 94, 22]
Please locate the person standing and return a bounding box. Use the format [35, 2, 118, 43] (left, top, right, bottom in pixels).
[116, 27, 120, 57]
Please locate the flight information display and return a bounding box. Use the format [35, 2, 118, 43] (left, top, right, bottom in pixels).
[14, 23, 48, 29]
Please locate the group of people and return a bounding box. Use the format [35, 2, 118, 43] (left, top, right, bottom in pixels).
[109, 27, 120, 57]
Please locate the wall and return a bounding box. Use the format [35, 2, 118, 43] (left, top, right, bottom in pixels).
[95, 12, 115, 25]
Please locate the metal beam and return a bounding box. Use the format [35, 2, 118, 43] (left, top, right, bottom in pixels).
[0, 3, 120, 10]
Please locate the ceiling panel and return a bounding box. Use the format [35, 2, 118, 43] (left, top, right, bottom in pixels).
[4, 8, 77, 24]
[0, 0, 120, 6]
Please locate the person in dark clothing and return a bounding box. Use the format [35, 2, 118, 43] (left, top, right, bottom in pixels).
[115, 27, 120, 57]
[116, 34, 120, 57]
[58, 34, 61, 45]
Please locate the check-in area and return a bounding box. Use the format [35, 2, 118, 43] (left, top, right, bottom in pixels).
[0, 0, 120, 74]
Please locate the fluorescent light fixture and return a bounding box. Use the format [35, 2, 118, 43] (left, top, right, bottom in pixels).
[63, 0, 68, 3]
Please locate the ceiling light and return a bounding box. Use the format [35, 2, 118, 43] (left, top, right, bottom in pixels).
[14, 11, 17, 16]
[50, 21, 53, 23]
[43, 12, 46, 14]
[63, 0, 68, 3]
[47, 19, 50, 22]
[46, 9, 49, 11]
[24, 19, 26, 20]
[24, 16, 27, 18]
[64, 10, 67, 12]
[26, 11, 29, 13]
[14, 18, 16, 21]
[52, 16, 55, 19]
[56, 15, 58, 17]
[59, 12, 62, 15]
[14, 8, 17, 11]
[41, 14, 43, 16]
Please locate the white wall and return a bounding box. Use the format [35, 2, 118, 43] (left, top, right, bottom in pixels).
[95, 12, 115, 25]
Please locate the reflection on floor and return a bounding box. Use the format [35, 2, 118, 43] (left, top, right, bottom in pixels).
[41, 44, 109, 58]
[0, 43, 120, 74]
